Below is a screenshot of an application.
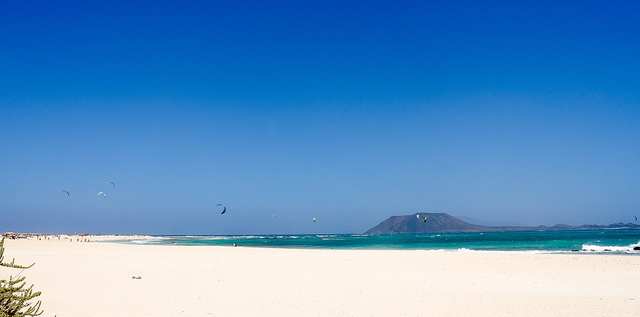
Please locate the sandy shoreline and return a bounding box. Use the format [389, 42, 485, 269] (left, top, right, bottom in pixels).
[2, 236, 639, 316]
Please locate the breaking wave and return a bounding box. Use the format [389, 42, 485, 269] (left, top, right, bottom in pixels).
[581, 241, 640, 254]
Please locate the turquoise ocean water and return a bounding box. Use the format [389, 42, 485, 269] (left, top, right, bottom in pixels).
[126, 230, 640, 254]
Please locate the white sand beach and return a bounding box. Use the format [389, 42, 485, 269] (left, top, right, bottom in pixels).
[2, 236, 639, 316]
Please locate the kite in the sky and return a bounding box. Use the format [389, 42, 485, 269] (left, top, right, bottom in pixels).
[416, 215, 420, 219]
[98, 192, 106, 198]
[312, 217, 317, 222]
[423, 216, 428, 223]
[61, 191, 70, 196]
[217, 204, 226, 214]
[107, 181, 115, 188]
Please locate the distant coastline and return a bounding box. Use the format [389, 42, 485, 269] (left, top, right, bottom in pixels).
[365, 213, 640, 234]
[1, 232, 151, 242]
[3, 213, 638, 238]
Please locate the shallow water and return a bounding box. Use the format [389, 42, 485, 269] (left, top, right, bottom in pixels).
[124, 230, 640, 254]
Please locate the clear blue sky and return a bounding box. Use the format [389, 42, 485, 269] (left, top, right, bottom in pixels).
[1, 0, 639, 235]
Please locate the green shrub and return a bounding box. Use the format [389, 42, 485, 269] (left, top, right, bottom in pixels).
[0, 237, 44, 317]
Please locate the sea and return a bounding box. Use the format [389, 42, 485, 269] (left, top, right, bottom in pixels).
[123, 230, 640, 254]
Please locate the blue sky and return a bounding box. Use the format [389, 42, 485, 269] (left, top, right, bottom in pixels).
[1, 0, 639, 235]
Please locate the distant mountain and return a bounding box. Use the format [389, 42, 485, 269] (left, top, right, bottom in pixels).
[365, 213, 488, 234]
[365, 213, 640, 234]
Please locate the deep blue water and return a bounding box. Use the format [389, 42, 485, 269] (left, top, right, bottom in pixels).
[123, 230, 640, 254]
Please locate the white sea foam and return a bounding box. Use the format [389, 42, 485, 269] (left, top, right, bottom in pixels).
[129, 237, 168, 244]
[202, 236, 232, 240]
[581, 241, 640, 254]
[236, 236, 267, 240]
